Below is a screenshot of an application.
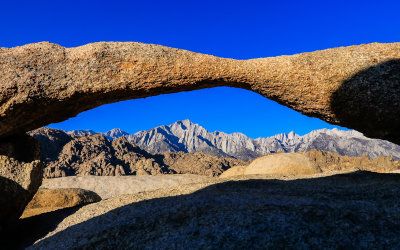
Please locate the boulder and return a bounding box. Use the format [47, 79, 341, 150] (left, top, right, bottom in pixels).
[21, 188, 101, 218]
[0, 42, 400, 143]
[0, 134, 43, 230]
[220, 150, 400, 178]
[220, 153, 321, 178]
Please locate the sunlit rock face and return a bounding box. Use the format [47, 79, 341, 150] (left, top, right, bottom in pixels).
[1, 42, 400, 143]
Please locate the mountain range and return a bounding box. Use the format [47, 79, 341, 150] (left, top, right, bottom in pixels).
[30, 127, 244, 178]
[67, 119, 400, 161]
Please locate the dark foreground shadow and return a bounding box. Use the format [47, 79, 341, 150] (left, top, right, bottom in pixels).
[4, 206, 82, 249]
[0, 176, 31, 231]
[15, 171, 400, 249]
[331, 59, 400, 143]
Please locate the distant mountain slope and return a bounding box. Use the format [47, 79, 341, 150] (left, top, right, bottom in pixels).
[67, 129, 98, 136]
[30, 122, 400, 178]
[104, 128, 130, 141]
[30, 127, 244, 178]
[60, 119, 400, 161]
[117, 119, 400, 161]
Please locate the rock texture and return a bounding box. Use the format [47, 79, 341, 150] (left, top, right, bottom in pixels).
[28, 127, 72, 162]
[41, 132, 172, 177]
[22, 188, 101, 218]
[221, 149, 399, 178]
[0, 134, 43, 231]
[30, 127, 244, 178]
[1, 42, 400, 144]
[26, 171, 400, 249]
[157, 151, 246, 176]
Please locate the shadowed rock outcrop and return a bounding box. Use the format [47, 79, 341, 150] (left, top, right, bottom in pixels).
[0, 134, 43, 232]
[1, 42, 400, 143]
[331, 59, 400, 141]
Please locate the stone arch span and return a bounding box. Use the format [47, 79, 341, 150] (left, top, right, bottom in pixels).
[1, 42, 400, 144]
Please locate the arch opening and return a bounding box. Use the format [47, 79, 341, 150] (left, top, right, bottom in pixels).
[28, 86, 400, 179]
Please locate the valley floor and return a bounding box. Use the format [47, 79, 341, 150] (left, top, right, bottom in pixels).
[7, 170, 400, 249]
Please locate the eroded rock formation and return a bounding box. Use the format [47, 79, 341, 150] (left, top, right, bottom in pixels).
[157, 151, 245, 176]
[0, 134, 43, 231]
[1, 42, 400, 143]
[22, 188, 101, 218]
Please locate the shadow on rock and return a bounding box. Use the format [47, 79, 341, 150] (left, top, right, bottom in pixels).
[5, 206, 82, 249]
[0, 133, 43, 241]
[0, 176, 31, 231]
[29, 171, 400, 249]
[331, 59, 400, 143]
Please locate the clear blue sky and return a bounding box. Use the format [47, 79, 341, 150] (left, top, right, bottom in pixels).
[1, 0, 400, 138]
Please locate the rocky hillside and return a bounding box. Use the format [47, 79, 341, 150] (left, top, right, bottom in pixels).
[30, 125, 400, 179]
[69, 119, 400, 161]
[221, 149, 400, 178]
[29, 128, 244, 178]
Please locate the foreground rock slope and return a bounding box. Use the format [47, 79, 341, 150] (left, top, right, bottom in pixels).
[20, 171, 400, 249]
[1, 42, 400, 144]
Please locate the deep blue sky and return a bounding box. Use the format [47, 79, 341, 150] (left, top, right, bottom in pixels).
[1, 0, 400, 138]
